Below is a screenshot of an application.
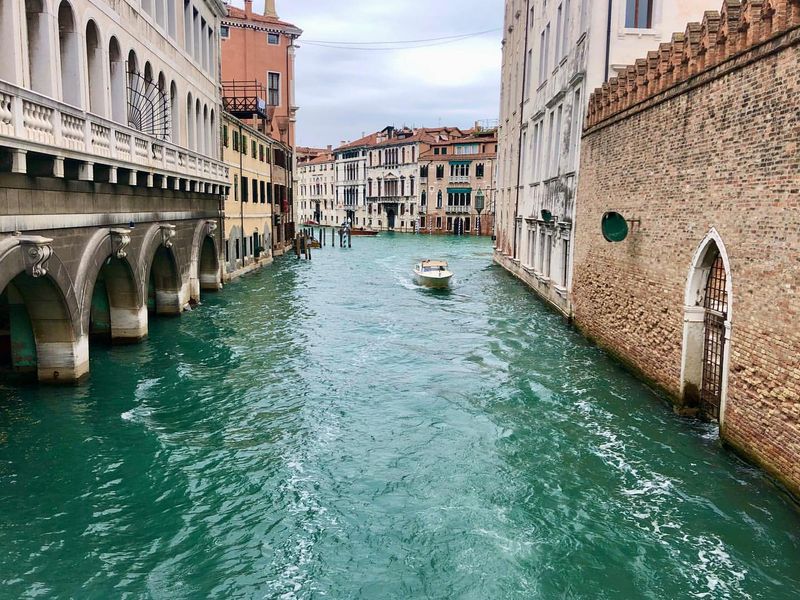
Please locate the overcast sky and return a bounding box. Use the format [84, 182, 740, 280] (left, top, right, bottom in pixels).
[241, 0, 504, 148]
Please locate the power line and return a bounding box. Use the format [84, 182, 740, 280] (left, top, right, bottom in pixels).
[302, 28, 500, 46]
[302, 32, 500, 52]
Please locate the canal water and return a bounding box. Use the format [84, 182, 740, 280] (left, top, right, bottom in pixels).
[1, 234, 799, 599]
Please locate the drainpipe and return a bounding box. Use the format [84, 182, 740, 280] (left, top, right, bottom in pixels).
[605, 0, 614, 81]
[512, 0, 532, 260]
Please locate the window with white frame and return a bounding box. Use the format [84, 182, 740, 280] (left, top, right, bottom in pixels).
[268, 72, 280, 106]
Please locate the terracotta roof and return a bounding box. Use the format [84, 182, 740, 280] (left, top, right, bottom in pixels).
[335, 132, 380, 151]
[305, 153, 335, 166]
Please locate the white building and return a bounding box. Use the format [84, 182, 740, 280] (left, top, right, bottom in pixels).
[297, 152, 337, 226]
[495, 0, 721, 316]
[334, 134, 372, 228]
[365, 127, 426, 233]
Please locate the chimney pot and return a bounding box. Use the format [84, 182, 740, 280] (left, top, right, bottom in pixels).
[244, 0, 252, 16]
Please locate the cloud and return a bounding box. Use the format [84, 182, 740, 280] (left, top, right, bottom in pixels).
[238, 0, 504, 147]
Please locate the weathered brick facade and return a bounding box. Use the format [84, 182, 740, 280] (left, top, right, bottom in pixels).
[573, 0, 800, 498]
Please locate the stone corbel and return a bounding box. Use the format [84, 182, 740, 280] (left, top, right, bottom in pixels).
[160, 224, 176, 249]
[110, 228, 131, 259]
[17, 235, 54, 278]
[205, 220, 218, 237]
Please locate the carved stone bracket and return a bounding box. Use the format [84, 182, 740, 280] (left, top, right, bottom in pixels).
[205, 220, 218, 237]
[160, 224, 176, 249]
[17, 235, 54, 278]
[110, 228, 131, 259]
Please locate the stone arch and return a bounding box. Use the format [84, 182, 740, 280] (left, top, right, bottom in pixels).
[138, 225, 184, 316]
[85, 19, 106, 116]
[76, 229, 146, 344]
[195, 98, 202, 154]
[681, 228, 733, 424]
[0, 239, 86, 382]
[202, 103, 209, 156]
[57, 0, 81, 107]
[108, 36, 126, 124]
[189, 219, 220, 302]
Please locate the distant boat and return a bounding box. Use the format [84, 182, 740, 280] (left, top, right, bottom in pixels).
[414, 260, 453, 288]
[303, 219, 320, 226]
[349, 227, 379, 237]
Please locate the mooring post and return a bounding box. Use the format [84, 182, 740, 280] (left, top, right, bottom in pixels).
[348, 229, 351, 248]
[339, 228, 343, 248]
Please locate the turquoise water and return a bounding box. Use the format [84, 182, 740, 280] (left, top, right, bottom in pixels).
[1, 234, 798, 599]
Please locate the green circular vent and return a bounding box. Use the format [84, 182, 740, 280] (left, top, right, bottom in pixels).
[601, 212, 629, 242]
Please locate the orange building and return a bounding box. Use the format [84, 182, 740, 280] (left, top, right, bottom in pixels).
[220, 0, 301, 147]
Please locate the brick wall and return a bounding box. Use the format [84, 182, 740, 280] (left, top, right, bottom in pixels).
[572, 1, 800, 498]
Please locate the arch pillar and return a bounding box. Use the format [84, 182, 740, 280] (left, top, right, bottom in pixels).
[1, 235, 88, 382]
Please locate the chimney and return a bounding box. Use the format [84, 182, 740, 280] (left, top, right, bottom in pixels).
[244, 0, 253, 16]
[264, 0, 277, 17]
[327, 145, 332, 151]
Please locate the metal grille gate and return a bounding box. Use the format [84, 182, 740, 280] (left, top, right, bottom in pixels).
[700, 255, 728, 420]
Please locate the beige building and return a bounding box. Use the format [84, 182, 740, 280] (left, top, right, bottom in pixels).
[221, 113, 292, 279]
[419, 127, 497, 237]
[495, 0, 721, 316]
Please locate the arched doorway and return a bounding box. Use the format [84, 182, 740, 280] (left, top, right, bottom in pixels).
[681, 231, 732, 422]
[148, 246, 181, 315]
[387, 209, 396, 230]
[0, 272, 80, 381]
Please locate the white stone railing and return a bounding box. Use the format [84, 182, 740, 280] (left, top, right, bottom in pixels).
[0, 81, 228, 185]
[449, 175, 470, 184]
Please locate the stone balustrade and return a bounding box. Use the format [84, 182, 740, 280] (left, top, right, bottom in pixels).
[0, 80, 229, 190]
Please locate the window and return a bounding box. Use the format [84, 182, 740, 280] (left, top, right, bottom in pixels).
[220, 25, 229, 38]
[241, 176, 249, 202]
[436, 216, 442, 229]
[420, 165, 428, 178]
[251, 140, 257, 159]
[233, 174, 238, 201]
[436, 191, 443, 208]
[223, 125, 229, 148]
[268, 72, 280, 106]
[436, 165, 444, 179]
[626, 0, 653, 28]
[268, 32, 280, 44]
[476, 163, 485, 178]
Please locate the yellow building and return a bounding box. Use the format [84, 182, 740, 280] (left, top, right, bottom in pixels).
[221, 113, 292, 280]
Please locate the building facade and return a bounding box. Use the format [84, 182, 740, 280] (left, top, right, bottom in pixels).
[334, 134, 372, 229]
[495, 0, 721, 316]
[220, 0, 301, 147]
[296, 152, 336, 226]
[419, 128, 497, 236]
[221, 113, 292, 279]
[572, 0, 800, 498]
[0, 0, 229, 382]
[364, 127, 428, 233]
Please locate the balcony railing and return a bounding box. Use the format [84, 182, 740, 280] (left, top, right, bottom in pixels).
[0, 81, 228, 186]
[367, 195, 408, 204]
[446, 205, 472, 214]
[449, 175, 470, 184]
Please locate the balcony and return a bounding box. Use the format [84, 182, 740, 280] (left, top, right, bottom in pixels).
[446, 205, 472, 214]
[0, 81, 228, 190]
[222, 81, 270, 121]
[367, 195, 407, 204]
[449, 175, 470, 184]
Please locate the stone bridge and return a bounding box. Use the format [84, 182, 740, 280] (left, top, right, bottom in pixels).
[0, 174, 223, 383]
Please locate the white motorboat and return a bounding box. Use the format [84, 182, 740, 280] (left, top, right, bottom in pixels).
[414, 260, 453, 288]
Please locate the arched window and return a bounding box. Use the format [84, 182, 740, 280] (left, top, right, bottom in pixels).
[195, 98, 202, 154]
[437, 191, 442, 208]
[169, 81, 179, 143]
[186, 92, 195, 150]
[127, 49, 138, 89]
[421, 191, 427, 206]
[58, 1, 81, 107]
[24, 0, 54, 94]
[85, 21, 105, 116]
[209, 108, 215, 156]
[108, 37, 125, 123]
[202, 104, 209, 155]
